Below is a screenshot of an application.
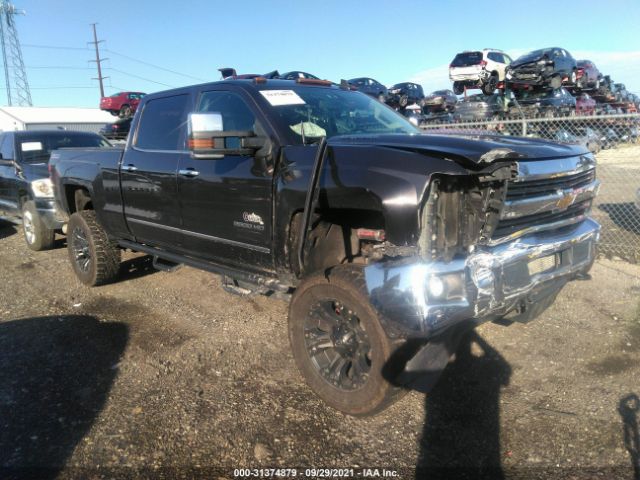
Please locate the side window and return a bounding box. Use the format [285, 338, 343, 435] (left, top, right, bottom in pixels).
[0, 134, 14, 160]
[135, 94, 189, 151]
[197, 91, 257, 132]
[487, 52, 497, 62]
[197, 91, 259, 149]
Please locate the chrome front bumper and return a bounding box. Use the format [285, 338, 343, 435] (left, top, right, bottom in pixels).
[364, 218, 600, 339]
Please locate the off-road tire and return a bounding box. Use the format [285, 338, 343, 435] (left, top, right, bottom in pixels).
[22, 200, 55, 251]
[67, 210, 121, 286]
[289, 265, 405, 416]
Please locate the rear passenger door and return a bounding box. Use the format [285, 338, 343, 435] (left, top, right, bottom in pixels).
[121, 93, 191, 249]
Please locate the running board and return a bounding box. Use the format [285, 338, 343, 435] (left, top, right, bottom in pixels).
[118, 240, 291, 297]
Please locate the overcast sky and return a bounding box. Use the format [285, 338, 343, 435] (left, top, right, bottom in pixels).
[4, 0, 640, 107]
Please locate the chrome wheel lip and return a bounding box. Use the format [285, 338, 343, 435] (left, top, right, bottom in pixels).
[304, 299, 372, 391]
[71, 226, 91, 273]
[23, 210, 35, 244]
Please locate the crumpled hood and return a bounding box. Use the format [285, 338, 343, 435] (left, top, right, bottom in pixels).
[329, 133, 588, 167]
[20, 162, 49, 181]
[511, 52, 546, 68]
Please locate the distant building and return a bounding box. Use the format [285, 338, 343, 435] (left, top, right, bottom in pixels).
[0, 106, 114, 133]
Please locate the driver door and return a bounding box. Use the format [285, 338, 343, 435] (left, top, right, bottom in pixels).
[176, 88, 275, 272]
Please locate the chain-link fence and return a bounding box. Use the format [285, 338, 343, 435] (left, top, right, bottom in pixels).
[420, 113, 640, 263]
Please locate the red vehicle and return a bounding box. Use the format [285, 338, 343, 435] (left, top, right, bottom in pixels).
[576, 60, 601, 90]
[100, 91, 145, 118]
[576, 93, 596, 115]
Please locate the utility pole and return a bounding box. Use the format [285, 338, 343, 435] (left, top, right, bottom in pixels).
[89, 23, 107, 98]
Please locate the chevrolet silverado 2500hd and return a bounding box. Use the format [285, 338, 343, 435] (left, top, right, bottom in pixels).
[50, 78, 600, 415]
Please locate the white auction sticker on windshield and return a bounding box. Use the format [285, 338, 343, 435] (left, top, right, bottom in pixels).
[21, 141, 43, 152]
[260, 90, 306, 106]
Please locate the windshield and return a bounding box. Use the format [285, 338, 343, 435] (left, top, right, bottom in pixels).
[19, 133, 110, 164]
[263, 87, 418, 144]
[451, 52, 483, 67]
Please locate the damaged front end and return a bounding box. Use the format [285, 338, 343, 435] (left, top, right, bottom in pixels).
[364, 150, 600, 387]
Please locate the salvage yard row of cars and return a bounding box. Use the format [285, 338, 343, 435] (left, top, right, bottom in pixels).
[1, 75, 604, 415]
[97, 46, 638, 140]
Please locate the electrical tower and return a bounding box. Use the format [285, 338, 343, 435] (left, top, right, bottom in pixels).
[0, 0, 31, 106]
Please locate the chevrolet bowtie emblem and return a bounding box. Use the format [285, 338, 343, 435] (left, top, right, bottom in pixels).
[556, 191, 578, 210]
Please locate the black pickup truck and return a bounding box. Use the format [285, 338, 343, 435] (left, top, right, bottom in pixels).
[0, 130, 110, 250]
[50, 78, 601, 415]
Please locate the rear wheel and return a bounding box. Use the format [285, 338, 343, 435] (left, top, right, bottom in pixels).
[288, 266, 404, 416]
[118, 104, 132, 118]
[67, 210, 121, 286]
[22, 200, 54, 251]
[550, 75, 562, 89]
[398, 95, 408, 108]
[453, 81, 464, 95]
[482, 74, 498, 95]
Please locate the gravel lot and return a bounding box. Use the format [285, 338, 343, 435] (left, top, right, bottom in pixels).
[1, 219, 639, 480]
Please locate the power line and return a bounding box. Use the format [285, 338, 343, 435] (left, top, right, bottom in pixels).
[0, 85, 96, 89]
[104, 48, 207, 82]
[23, 43, 89, 51]
[23, 65, 94, 70]
[109, 67, 175, 88]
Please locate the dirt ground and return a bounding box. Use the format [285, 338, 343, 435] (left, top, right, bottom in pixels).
[1, 219, 639, 480]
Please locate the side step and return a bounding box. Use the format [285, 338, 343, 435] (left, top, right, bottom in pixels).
[152, 255, 182, 272]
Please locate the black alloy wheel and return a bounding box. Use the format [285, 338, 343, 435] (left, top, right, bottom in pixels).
[304, 299, 372, 391]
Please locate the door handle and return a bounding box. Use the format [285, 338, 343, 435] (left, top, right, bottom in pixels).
[121, 164, 138, 172]
[179, 168, 200, 177]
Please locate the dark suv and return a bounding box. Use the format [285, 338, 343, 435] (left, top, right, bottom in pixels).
[0, 130, 110, 250]
[348, 77, 388, 102]
[506, 47, 577, 89]
[386, 82, 425, 108]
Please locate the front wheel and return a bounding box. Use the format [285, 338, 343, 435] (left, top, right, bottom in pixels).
[67, 210, 121, 286]
[22, 200, 55, 251]
[288, 266, 404, 416]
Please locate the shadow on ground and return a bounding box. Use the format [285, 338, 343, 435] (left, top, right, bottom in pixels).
[0, 315, 128, 479]
[415, 331, 511, 480]
[598, 203, 640, 235]
[619, 393, 640, 480]
[0, 219, 17, 240]
[118, 254, 159, 283]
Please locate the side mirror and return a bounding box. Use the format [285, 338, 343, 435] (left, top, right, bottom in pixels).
[0, 153, 13, 166]
[187, 112, 266, 159]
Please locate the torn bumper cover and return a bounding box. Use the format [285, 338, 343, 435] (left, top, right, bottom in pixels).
[364, 217, 600, 340]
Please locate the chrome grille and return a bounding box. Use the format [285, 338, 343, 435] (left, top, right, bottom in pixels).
[491, 156, 598, 244]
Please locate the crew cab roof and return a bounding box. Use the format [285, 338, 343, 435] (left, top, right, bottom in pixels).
[140, 78, 341, 102]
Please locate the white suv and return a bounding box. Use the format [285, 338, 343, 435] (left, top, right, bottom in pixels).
[449, 49, 512, 95]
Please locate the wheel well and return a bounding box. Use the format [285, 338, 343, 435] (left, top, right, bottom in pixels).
[288, 209, 385, 276]
[64, 186, 93, 213]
